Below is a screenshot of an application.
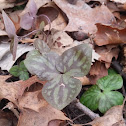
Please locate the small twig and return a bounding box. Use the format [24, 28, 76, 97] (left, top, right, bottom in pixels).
[73, 99, 100, 120]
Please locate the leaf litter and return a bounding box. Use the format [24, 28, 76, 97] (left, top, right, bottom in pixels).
[0, 0, 126, 125]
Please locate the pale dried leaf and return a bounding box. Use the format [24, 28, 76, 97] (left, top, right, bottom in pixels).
[0, 29, 7, 36]
[89, 105, 125, 126]
[19, 90, 48, 112]
[0, 43, 34, 71]
[53, 0, 115, 34]
[110, 0, 126, 4]
[18, 105, 70, 126]
[0, 75, 45, 105]
[0, 0, 14, 10]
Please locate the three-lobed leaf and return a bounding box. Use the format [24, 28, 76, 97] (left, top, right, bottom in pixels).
[24, 43, 92, 110]
[9, 61, 29, 80]
[80, 74, 124, 113]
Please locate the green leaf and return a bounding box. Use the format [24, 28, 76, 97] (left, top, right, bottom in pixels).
[19, 61, 27, 71]
[19, 71, 29, 80]
[97, 74, 123, 91]
[108, 68, 117, 75]
[98, 91, 124, 113]
[42, 74, 82, 110]
[56, 44, 92, 77]
[80, 85, 102, 111]
[24, 50, 60, 81]
[9, 65, 19, 77]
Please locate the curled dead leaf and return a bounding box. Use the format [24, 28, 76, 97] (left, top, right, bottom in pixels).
[88, 105, 125, 126]
[18, 104, 70, 126]
[94, 23, 126, 46]
[53, 0, 115, 34]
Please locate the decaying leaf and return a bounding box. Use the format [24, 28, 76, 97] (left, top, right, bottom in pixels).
[44, 2, 67, 31]
[89, 61, 108, 84]
[0, 0, 14, 10]
[95, 45, 119, 68]
[110, 0, 126, 4]
[88, 105, 125, 126]
[19, 90, 48, 112]
[94, 23, 126, 46]
[0, 76, 45, 105]
[18, 104, 69, 126]
[53, 0, 115, 34]
[0, 43, 34, 71]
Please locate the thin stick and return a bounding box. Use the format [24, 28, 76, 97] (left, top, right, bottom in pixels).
[74, 99, 100, 120]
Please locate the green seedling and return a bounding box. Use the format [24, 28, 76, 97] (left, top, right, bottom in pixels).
[9, 61, 29, 80]
[24, 39, 92, 110]
[80, 69, 124, 113]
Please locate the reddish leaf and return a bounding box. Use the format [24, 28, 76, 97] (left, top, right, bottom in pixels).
[2, 10, 16, 38]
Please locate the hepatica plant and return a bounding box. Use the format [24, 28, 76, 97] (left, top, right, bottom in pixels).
[24, 39, 92, 110]
[9, 61, 29, 81]
[80, 69, 124, 113]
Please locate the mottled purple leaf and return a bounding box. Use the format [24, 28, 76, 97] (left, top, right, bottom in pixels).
[34, 38, 50, 54]
[24, 50, 60, 81]
[42, 75, 82, 110]
[20, 13, 34, 30]
[24, 43, 92, 110]
[2, 10, 16, 38]
[28, 0, 37, 17]
[56, 43, 92, 77]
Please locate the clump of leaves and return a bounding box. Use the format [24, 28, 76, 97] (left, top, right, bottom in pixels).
[24, 39, 92, 110]
[20, 0, 50, 30]
[2, 1, 49, 60]
[80, 69, 124, 113]
[9, 61, 29, 80]
[2, 10, 19, 60]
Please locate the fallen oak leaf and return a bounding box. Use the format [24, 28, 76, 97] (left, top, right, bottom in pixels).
[88, 105, 125, 126]
[0, 75, 45, 105]
[94, 23, 126, 46]
[53, 0, 116, 34]
[18, 90, 48, 112]
[17, 104, 70, 126]
[95, 45, 119, 68]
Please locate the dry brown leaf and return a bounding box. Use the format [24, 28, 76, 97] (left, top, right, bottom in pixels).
[94, 23, 126, 46]
[88, 105, 125, 126]
[20, 0, 50, 16]
[48, 120, 64, 126]
[0, 111, 17, 126]
[53, 0, 115, 34]
[95, 45, 119, 68]
[0, 29, 7, 36]
[0, 75, 45, 105]
[110, 0, 126, 4]
[17, 104, 69, 126]
[76, 76, 90, 86]
[48, 29, 73, 54]
[44, 2, 67, 31]
[19, 90, 48, 112]
[0, 0, 14, 10]
[89, 61, 108, 84]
